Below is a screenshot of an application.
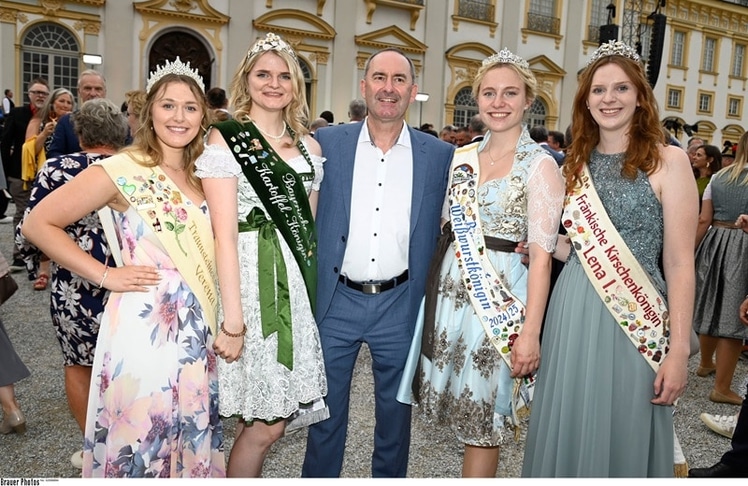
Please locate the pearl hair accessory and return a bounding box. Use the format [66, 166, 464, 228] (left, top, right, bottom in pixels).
[247, 32, 297, 62]
[586, 40, 641, 67]
[482, 47, 530, 69]
[145, 56, 204, 94]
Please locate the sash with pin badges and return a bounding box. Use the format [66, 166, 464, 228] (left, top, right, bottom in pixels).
[98, 151, 218, 336]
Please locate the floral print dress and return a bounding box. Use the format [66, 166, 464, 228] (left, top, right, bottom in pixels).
[82, 204, 224, 478]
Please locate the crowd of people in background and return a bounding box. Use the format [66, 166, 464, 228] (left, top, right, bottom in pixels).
[0, 34, 746, 479]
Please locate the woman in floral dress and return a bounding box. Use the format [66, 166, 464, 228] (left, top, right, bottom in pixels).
[22, 60, 224, 477]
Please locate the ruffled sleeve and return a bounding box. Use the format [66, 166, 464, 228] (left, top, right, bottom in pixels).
[194, 143, 242, 179]
[527, 154, 565, 253]
[309, 153, 325, 192]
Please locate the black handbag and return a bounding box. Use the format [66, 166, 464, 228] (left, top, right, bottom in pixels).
[0, 272, 18, 306]
[0, 251, 18, 306]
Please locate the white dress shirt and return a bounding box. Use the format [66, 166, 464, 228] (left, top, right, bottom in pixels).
[341, 120, 413, 282]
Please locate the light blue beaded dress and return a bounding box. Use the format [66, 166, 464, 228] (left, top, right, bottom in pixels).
[522, 151, 674, 477]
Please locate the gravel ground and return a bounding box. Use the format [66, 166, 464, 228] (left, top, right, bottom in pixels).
[0, 201, 745, 478]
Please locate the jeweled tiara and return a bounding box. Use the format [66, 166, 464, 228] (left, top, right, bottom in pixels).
[146, 56, 204, 94]
[248, 32, 297, 62]
[482, 47, 530, 70]
[586, 40, 640, 67]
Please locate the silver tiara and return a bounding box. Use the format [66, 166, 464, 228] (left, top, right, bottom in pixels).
[586, 40, 640, 67]
[482, 47, 530, 70]
[146, 56, 204, 94]
[248, 32, 297, 62]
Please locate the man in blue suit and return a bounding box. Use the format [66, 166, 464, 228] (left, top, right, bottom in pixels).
[302, 48, 454, 477]
[47, 70, 106, 158]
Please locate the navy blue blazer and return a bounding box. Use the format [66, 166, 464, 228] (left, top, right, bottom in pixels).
[46, 113, 81, 159]
[314, 122, 454, 327]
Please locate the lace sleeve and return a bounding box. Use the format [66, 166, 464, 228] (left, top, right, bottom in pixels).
[194, 144, 241, 179]
[527, 155, 565, 253]
[310, 154, 325, 192]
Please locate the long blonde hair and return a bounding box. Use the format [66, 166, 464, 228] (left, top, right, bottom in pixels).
[124, 74, 209, 196]
[714, 130, 748, 186]
[229, 40, 309, 145]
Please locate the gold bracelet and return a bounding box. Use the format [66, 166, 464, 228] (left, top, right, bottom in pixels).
[98, 266, 110, 288]
[220, 323, 247, 338]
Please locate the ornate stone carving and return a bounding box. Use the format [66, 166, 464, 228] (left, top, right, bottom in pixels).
[40, 0, 63, 16]
[170, 0, 197, 13]
[74, 20, 102, 35]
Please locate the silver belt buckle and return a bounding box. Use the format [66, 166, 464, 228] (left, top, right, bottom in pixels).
[362, 283, 381, 295]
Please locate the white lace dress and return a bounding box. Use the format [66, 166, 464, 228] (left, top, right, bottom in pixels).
[195, 142, 328, 423]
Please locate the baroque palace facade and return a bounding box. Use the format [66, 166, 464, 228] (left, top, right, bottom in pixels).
[0, 0, 746, 146]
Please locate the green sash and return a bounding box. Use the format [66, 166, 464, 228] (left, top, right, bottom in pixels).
[214, 120, 317, 370]
[98, 151, 218, 336]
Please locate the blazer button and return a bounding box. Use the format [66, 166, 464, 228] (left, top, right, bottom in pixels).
[333, 267, 339, 273]
[341, 236, 346, 242]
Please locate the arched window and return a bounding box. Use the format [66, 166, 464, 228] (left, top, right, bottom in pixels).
[22, 23, 79, 96]
[527, 98, 547, 127]
[298, 58, 313, 115]
[150, 31, 212, 91]
[453, 86, 477, 128]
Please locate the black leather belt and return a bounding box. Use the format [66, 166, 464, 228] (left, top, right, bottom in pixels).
[338, 270, 409, 295]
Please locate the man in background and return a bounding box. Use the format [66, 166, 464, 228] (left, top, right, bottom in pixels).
[47, 70, 106, 158]
[348, 99, 366, 122]
[529, 124, 564, 165]
[1, 78, 50, 268]
[468, 114, 486, 143]
[454, 126, 471, 147]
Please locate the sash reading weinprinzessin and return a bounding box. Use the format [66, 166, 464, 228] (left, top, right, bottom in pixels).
[563, 164, 669, 372]
[98, 151, 218, 336]
[448, 144, 537, 424]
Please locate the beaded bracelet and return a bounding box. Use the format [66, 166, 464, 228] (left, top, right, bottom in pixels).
[220, 323, 247, 338]
[98, 266, 110, 288]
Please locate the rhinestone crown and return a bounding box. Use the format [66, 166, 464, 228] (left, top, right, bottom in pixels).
[586, 40, 640, 67]
[482, 47, 530, 69]
[248, 32, 297, 62]
[146, 56, 204, 94]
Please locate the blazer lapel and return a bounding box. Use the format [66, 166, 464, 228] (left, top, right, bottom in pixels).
[335, 124, 360, 223]
[409, 128, 427, 237]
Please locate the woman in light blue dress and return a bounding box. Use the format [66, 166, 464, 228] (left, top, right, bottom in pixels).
[397, 49, 564, 477]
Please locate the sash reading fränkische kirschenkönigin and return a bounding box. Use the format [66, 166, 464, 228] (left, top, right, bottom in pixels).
[98, 151, 218, 336]
[214, 119, 317, 371]
[563, 164, 669, 372]
[448, 144, 536, 425]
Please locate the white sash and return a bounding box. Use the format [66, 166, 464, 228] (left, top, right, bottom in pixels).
[448, 145, 533, 423]
[563, 164, 669, 372]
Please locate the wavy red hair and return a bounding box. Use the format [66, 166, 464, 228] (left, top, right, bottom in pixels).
[563, 55, 666, 191]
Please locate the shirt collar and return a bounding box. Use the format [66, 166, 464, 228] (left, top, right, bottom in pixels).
[358, 117, 412, 149]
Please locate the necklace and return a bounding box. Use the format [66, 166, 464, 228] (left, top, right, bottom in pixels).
[256, 122, 287, 142]
[162, 163, 185, 172]
[487, 146, 514, 166]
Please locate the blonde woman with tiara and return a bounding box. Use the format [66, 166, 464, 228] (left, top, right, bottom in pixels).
[397, 47, 564, 477]
[196, 32, 327, 477]
[23, 58, 224, 477]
